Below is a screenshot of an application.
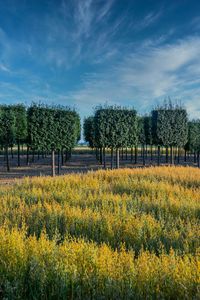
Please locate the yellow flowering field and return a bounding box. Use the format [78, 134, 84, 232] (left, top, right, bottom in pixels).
[0, 166, 199, 299]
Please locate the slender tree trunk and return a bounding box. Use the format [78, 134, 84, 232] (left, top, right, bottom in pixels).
[166, 146, 169, 164]
[131, 147, 133, 162]
[116, 148, 119, 169]
[177, 147, 180, 164]
[125, 147, 128, 160]
[61, 149, 64, 166]
[96, 148, 98, 161]
[103, 147, 106, 169]
[11, 147, 14, 159]
[142, 144, 145, 166]
[150, 145, 153, 161]
[57, 149, 61, 175]
[32, 150, 35, 163]
[184, 149, 187, 162]
[111, 148, 114, 169]
[51, 149, 55, 177]
[174, 147, 177, 163]
[17, 140, 20, 167]
[65, 150, 68, 163]
[26, 145, 29, 165]
[5, 146, 10, 172]
[197, 151, 200, 168]
[170, 146, 174, 165]
[100, 148, 103, 165]
[135, 146, 138, 164]
[157, 146, 160, 166]
[194, 152, 196, 164]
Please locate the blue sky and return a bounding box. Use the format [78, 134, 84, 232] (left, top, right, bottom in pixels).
[0, 0, 200, 119]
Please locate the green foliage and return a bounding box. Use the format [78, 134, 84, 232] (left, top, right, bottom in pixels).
[186, 120, 200, 152]
[143, 115, 153, 145]
[12, 104, 27, 142]
[94, 106, 137, 148]
[138, 117, 146, 145]
[27, 104, 80, 151]
[27, 104, 49, 150]
[152, 102, 188, 147]
[54, 108, 80, 150]
[83, 116, 95, 148]
[126, 110, 138, 147]
[0, 105, 15, 147]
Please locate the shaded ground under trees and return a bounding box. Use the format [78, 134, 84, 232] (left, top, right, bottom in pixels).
[0, 147, 198, 183]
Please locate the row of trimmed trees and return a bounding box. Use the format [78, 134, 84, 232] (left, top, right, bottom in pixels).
[0, 104, 80, 175]
[84, 103, 200, 168]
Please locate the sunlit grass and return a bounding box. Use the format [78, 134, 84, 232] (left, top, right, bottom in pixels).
[0, 166, 199, 299]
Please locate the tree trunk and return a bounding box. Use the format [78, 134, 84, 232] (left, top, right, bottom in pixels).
[194, 152, 196, 164]
[26, 145, 29, 165]
[166, 146, 169, 164]
[150, 145, 153, 161]
[96, 148, 99, 161]
[17, 140, 20, 167]
[32, 150, 35, 163]
[57, 149, 61, 175]
[170, 146, 174, 165]
[157, 146, 160, 166]
[65, 150, 68, 163]
[51, 149, 55, 177]
[116, 148, 119, 169]
[177, 147, 180, 164]
[61, 149, 64, 166]
[5, 146, 10, 172]
[134, 146, 138, 164]
[10, 147, 14, 159]
[103, 147, 106, 169]
[142, 145, 145, 166]
[111, 148, 114, 169]
[197, 151, 200, 168]
[126, 147, 128, 160]
[184, 149, 187, 162]
[131, 147, 133, 162]
[100, 148, 103, 165]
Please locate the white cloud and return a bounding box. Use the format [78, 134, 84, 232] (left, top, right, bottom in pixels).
[67, 36, 200, 118]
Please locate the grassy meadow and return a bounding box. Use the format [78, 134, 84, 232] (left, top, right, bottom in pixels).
[0, 166, 199, 299]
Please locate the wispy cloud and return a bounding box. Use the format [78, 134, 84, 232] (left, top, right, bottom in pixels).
[0, 0, 199, 120]
[67, 36, 200, 118]
[134, 10, 163, 31]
